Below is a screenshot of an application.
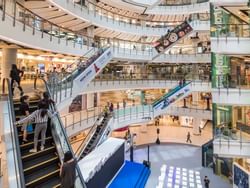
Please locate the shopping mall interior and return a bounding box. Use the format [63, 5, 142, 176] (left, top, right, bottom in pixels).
[0, 0, 249, 188]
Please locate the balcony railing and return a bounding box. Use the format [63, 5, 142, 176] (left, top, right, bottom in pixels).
[211, 24, 250, 38]
[159, 0, 209, 6]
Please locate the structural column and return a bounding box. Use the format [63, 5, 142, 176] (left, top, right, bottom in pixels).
[87, 26, 95, 47]
[87, 93, 94, 109]
[193, 118, 201, 135]
[192, 92, 199, 106]
[1, 48, 17, 79]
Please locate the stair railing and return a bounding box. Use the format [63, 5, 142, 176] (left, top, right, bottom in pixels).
[1, 78, 26, 188]
[34, 77, 87, 188]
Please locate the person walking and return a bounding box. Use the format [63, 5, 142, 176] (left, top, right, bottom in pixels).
[60, 151, 77, 188]
[186, 132, 192, 143]
[19, 95, 30, 143]
[109, 103, 114, 112]
[123, 99, 126, 109]
[204, 176, 210, 188]
[15, 107, 56, 152]
[38, 92, 55, 109]
[10, 64, 24, 96]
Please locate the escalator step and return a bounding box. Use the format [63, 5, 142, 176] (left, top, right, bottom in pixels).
[24, 156, 59, 176]
[20, 137, 53, 151]
[22, 146, 56, 162]
[25, 164, 60, 188]
[21, 141, 54, 156]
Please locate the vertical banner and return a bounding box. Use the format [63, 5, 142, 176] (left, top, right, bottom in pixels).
[153, 21, 193, 53]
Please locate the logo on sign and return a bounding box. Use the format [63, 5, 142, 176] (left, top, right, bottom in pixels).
[94, 64, 100, 73]
[80, 69, 92, 82]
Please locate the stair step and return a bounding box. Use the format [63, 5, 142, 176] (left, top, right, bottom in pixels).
[20, 137, 53, 151]
[24, 155, 59, 176]
[25, 165, 60, 188]
[22, 146, 56, 162]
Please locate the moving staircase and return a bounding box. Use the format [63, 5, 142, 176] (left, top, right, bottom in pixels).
[5, 77, 86, 188]
[14, 97, 61, 188]
[48, 47, 112, 106]
[76, 114, 112, 160]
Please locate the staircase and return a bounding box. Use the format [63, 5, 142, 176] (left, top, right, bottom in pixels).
[48, 47, 113, 110]
[152, 21, 193, 60]
[14, 97, 61, 188]
[77, 113, 112, 160]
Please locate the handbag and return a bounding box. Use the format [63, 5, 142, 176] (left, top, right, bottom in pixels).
[27, 124, 33, 133]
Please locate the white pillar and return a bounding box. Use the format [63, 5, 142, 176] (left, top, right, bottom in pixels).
[87, 93, 94, 109]
[192, 92, 199, 106]
[2, 48, 17, 79]
[87, 26, 95, 46]
[193, 118, 201, 135]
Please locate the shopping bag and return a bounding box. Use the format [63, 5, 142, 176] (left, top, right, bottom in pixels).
[27, 124, 33, 133]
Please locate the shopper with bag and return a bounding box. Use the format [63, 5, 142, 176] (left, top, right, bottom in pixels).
[10, 64, 24, 96]
[15, 107, 57, 153]
[19, 95, 30, 143]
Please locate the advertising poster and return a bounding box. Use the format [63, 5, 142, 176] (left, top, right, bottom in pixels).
[233, 164, 249, 188]
[74, 48, 112, 88]
[211, 53, 230, 88]
[153, 21, 193, 53]
[153, 83, 191, 116]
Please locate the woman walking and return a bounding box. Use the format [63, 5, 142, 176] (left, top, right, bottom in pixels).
[10, 64, 24, 96]
[60, 151, 77, 188]
[19, 95, 30, 143]
[15, 106, 56, 152]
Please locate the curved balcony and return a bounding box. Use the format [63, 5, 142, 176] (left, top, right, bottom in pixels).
[210, 0, 248, 6]
[48, 0, 209, 36]
[84, 74, 211, 94]
[63, 105, 212, 136]
[147, 1, 209, 15]
[0, 2, 210, 62]
[211, 24, 250, 54]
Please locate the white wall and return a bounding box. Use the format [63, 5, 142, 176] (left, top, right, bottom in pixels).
[146, 2, 209, 15]
[214, 139, 250, 158]
[84, 80, 211, 94]
[211, 38, 250, 55]
[210, 0, 248, 6]
[212, 89, 250, 105]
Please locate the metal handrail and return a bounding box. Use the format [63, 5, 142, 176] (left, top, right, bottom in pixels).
[159, 0, 208, 6]
[34, 77, 87, 187]
[83, 0, 209, 25]
[75, 112, 104, 158]
[1, 78, 26, 188]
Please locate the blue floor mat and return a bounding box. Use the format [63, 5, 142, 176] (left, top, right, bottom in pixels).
[108, 160, 150, 188]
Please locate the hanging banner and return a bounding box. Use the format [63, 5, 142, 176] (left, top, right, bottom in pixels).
[153, 83, 192, 116]
[74, 48, 112, 87]
[153, 21, 193, 53]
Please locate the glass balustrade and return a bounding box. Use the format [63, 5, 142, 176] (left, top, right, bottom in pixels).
[214, 74, 250, 89]
[211, 24, 250, 38]
[78, 0, 209, 28]
[159, 0, 208, 6]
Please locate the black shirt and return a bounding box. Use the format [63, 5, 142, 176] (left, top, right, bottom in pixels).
[61, 159, 77, 188]
[19, 102, 29, 116]
[10, 69, 23, 82]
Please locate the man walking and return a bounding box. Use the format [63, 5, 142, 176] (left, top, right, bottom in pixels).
[186, 132, 192, 143]
[204, 176, 210, 188]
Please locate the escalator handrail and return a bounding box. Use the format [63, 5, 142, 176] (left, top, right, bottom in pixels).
[152, 81, 192, 107]
[75, 112, 104, 159]
[60, 47, 109, 83]
[2, 78, 26, 188]
[64, 48, 96, 73]
[34, 77, 87, 187]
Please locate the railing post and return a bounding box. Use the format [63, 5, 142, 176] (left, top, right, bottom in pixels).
[13, 0, 17, 26]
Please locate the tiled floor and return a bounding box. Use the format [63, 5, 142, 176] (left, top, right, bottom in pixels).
[112, 118, 213, 147]
[125, 144, 232, 188]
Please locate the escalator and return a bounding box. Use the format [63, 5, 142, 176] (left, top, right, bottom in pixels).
[5, 78, 86, 188]
[152, 81, 192, 117]
[75, 113, 112, 160]
[49, 47, 113, 109]
[152, 21, 193, 60]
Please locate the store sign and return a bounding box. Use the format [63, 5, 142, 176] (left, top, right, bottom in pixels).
[75, 48, 112, 87]
[153, 21, 193, 53]
[153, 83, 191, 115]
